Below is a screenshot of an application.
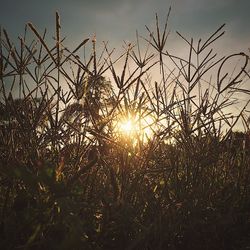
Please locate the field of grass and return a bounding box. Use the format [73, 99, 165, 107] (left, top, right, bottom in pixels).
[0, 12, 250, 250]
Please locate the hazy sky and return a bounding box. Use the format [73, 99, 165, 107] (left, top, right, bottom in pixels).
[0, 0, 250, 51]
[0, 0, 249, 127]
[1, 0, 250, 86]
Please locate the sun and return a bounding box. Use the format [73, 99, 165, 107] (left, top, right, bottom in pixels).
[116, 112, 155, 142]
[117, 118, 137, 136]
[119, 120, 133, 134]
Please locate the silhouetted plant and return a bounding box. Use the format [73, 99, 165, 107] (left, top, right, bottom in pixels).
[0, 9, 250, 250]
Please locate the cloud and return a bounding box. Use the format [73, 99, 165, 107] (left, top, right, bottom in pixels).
[0, 0, 249, 51]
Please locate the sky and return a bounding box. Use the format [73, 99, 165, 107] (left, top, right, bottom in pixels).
[0, 0, 249, 114]
[0, 0, 250, 50]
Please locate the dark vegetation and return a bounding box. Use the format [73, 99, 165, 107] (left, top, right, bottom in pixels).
[0, 10, 250, 250]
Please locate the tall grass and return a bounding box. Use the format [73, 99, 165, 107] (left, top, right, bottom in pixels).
[0, 10, 250, 250]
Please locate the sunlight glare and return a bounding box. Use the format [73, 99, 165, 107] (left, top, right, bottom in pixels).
[120, 120, 133, 134]
[116, 113, 155, 143]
